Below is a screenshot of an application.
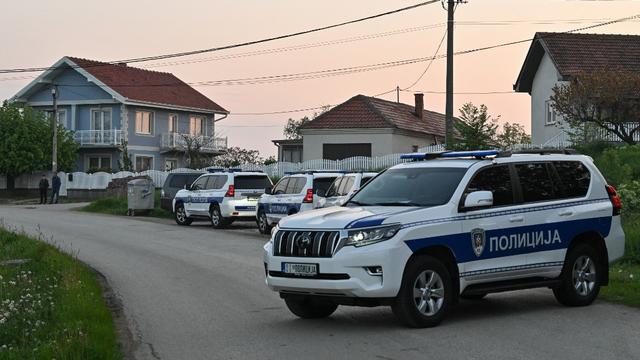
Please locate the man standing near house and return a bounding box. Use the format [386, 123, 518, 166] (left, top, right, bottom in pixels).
[50, 172, 61, 204]
[38, 174, 49, 204]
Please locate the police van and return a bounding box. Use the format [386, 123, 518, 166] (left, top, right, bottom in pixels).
[263, 150, 625, 327]
[256, 171, 344, 235]
[173, 170, 272, 228]
[318, 172, 378, 208]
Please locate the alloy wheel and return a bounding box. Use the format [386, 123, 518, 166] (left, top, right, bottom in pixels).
[413, 270, 445, 316]
[572, 255, 596, 297]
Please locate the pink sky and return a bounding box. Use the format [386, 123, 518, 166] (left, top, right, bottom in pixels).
[1, 0, 639, 156]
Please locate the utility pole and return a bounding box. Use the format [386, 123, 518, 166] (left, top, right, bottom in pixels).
[445, 0, 463, 147]
[51, 85, 58, 174]
[396, 86, 400, 103]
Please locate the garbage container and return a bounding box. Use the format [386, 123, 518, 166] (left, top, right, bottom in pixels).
[127, 178, 154, 216]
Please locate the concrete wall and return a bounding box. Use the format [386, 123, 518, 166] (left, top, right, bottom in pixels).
[390, 132, 439, 154]
[531, 53, 567, 145]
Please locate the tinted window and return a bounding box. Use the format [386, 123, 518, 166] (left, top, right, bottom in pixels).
[553, 161, 591, 198]
[466, 165, 514, 207]
[516, 163, 555, 203]
[272, 178, 289, 195]
[360, 176, 374, 187]
[190, 176, 208, 190]
[286, 177, 306, 194]
[168, 174, 202, 188]
[234, 175, 271, 189]
[206, 175, 226, 190]
[339, 176, 356, 195]
[326, 178, 343, 197]
[349, 168, 467, 207]
[313, 177, 338, 196]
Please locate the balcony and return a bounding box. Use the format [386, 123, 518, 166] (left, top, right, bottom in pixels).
[160, 133, 228, 153]
[74, 130, 124, 147]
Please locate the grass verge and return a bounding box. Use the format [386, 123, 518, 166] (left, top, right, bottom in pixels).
[0, 227, 121, 359]
[601, 212, 640, 308]
[81, 190, 172, 219]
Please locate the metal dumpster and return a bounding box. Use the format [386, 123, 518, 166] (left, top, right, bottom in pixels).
[127, 178, 154, 216]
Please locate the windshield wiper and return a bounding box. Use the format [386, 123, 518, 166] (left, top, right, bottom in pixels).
[372, 202, 423, 207]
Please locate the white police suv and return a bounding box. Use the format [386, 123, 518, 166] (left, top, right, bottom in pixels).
[263, 150, 625, 327]
[173, 170, 272, 228]
[318, 172, 378, 208]
[256, 171, 343, 235]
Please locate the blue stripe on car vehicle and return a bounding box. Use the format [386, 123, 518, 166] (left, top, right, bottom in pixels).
[404, 216, 613, 264]
[175, 196, 224, 204]
[235, 206, 257, 211]
[266, 203, 302, 215]
[345, 208, 424, 229]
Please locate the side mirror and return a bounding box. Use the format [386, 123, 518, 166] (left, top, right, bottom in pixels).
[265, 186, 273, 195]
[463, 191, 493, 210]
[315, 188, 326, 198]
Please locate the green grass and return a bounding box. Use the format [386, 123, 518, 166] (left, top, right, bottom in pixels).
[81, 190, 172, 219]
[600, 212, 640, 307]
[0, 227, 121, 359]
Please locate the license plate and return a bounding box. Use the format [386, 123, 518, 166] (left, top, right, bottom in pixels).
[282, 263, 318, 276]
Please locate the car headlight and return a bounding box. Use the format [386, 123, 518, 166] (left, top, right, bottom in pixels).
[269, 224, 279, 244]
[345, 224, 401, 247]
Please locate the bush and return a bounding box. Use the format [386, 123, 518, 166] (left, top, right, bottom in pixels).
[594, 145, 640, 185]
[619, 181, 640, 213]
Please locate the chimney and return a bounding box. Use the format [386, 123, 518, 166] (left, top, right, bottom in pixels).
[414, 93, 424, 119]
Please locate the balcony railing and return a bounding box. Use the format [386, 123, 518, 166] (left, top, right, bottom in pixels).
[160, 133, 228, 153]
[74, 130, 124, 146]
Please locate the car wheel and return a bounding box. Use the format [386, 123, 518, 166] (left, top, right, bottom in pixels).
[174, 204, 192, 226]
[210, 205, 229, 229]
[553, 243, 601, 307]
[257, 210, 272, 235]
[392, 255, 452, 328]
[284, 297, 338, 319]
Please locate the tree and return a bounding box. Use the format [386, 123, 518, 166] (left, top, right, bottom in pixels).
[263, 155, 277, 165]
[452, 103, 499, 150]
[551, 69, 640, 145]
[282, 105, 331, 140]
[0, 102, 78, 189]
[497, 122, 531, 147]
[181, 134, 214, 169]
[118, 141, 133, 171]
[210, 147, 263, 168]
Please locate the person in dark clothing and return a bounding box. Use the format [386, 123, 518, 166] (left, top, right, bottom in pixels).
[50, 173, 61, 204]
[38, 174, 49, 204]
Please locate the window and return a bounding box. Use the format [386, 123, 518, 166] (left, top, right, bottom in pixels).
[313, 177, 339, 196]
[322, 143, 371, 160]
[272, 178, 290, 195]
[190, 176, 208, 190]
[360, 176, 374, 187]
[87, 155, 111, 170]
[338, 176, 356, 196]
[190, 116, 205, 136]
[57, 109, 67, 127]
[326, 178, 343, 197]
[135, 111, 154, 134]
[466, 165, 514, 207]
[165, 159, 178, 171]
[206, 175, 227, 190]
[349, 168, 467, 207]
[168, 114, 178, 133]
[235, 175, 272, 190]
[135, 156, 153, 171]
[516, 163, 556, 203]
[545, 100, 557, 126]
[91, 109, 112, 130]
[552, 161, 591, 198]
[168, 174, 202, 188]
[284, 177, 305, 194]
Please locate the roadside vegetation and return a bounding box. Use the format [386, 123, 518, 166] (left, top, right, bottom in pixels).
[0, 227, 120, 359]
[601, 212, 640, 307]
[81, 190, 172, 218]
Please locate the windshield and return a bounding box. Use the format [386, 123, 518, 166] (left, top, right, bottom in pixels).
[348, 167, 467, 207]
[234, 175, 271, 189]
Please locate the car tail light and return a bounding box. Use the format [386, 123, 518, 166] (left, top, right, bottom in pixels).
[303, 189, 314, 203]
[225, 184, 235, 197]
[606, 184, 622, 215]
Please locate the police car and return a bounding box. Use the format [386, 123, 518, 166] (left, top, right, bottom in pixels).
[173, 169, 272, 228]
[256, 171, 344, 235]
[318, 172, 378, 208]
[263, 150, 625, 327]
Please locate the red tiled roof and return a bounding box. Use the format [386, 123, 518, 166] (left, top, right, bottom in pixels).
[67, 57, 228, 113]
[514, 32, 640, 92]
[302, 95, 447, 137]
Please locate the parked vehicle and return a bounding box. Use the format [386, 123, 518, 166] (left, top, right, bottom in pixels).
[318, 172, 378, 208]
[263, 150, 625, 327]
[256, 171, 344, 234]
[160, 172, 205, 211]
[173, 170, 272, 228]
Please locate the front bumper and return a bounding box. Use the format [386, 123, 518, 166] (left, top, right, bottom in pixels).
[263, 238, 412, 298]
[220, 199, 259, 218]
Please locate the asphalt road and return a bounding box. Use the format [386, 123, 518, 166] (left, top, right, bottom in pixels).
[0, 204, 638, 360]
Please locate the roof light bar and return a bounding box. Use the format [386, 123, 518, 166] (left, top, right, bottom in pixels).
[400, 150, 505, 161]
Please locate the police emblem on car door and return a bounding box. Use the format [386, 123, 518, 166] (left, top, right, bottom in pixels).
[471, 228, 486, 257]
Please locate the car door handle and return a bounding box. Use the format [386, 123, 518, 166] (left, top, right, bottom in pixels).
[509, 215, 524, 223]
[558, 210, 574, 217]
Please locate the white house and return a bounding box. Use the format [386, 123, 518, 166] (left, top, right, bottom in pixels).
[514, 32, 640, 146]
[298, 94, 447, 161]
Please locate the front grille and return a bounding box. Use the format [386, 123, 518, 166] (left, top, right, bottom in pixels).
[273, 230, 341, 257]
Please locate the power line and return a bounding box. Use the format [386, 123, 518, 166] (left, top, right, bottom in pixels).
[0, 1, 441, 74]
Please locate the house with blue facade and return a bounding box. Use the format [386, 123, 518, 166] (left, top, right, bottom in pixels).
[12, 56, 229, 172]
